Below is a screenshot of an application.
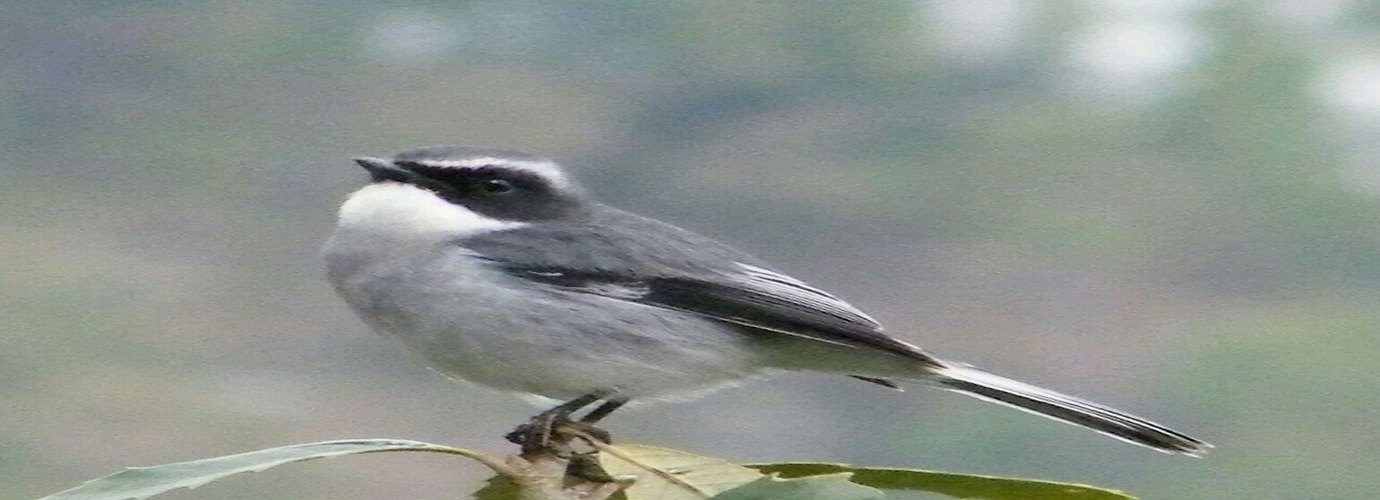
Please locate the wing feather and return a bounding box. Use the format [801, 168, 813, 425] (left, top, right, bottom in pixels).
[456, 216, 938, 365]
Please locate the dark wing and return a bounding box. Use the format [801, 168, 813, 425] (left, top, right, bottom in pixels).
[456, 215, 941, 366]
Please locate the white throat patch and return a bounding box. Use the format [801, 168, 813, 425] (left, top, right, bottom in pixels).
[336, 182, 524, 238]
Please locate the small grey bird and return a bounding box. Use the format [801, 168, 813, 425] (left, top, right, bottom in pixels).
[322, 145, 1209, 456]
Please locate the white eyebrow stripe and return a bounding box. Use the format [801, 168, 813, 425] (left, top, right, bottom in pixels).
[411, 157, 571, 189]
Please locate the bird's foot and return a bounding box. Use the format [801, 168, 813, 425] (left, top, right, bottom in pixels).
[505, 412, 613, 457]
[565, 451, 618, 483]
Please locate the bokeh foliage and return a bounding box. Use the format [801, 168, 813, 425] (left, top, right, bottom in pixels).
[4, 1, 1379, 499]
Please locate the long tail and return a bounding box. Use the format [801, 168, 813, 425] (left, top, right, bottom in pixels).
[929, 363, 1211, 456]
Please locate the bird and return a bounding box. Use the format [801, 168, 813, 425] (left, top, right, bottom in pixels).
[321, 145, 1210, 456]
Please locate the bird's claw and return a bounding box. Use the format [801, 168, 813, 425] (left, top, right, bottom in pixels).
[506, 412, 613, 457]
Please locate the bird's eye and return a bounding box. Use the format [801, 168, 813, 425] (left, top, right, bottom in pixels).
[481, 179, 516, 194]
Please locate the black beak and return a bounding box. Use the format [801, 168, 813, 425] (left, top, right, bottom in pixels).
[354, 157, 417, 184]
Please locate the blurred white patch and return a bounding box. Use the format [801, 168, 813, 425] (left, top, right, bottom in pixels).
[1067, 19, 1204, 100]
[1095, 0, 1213, 17]
[920, 0, 1031, 61]
[364, 10, 460, 63]
[1265, 0, 1353, 28]
[1316, 58, 1380, 118]
[1316, 58, 1380, 195]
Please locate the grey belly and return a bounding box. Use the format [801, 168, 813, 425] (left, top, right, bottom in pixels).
[336, 261, 764, 399]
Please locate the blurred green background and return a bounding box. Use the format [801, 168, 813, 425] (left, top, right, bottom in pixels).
[5, 1, 1379, 498]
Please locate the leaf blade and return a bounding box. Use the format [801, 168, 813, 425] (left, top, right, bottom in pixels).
[39, 439, 502, 500]
[594, 443, 764, 499]
[472, 475, 525, 500]
[710, 473, 885, 500]
[749, 463, 1136, 500]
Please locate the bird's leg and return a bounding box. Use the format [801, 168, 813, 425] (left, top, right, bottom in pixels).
[506, 390, 613, 456]
[564, 397, 628, 443]
[505, 392, 633, 483]
[561, 397, 630, 483]
[579, 397, 628, 424]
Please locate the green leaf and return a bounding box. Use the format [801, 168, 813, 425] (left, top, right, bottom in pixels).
[472, 475, 524, 500]
[710, 473, 885, 500]
[595, 443, 765, 499]
[749, 463, 1136, 500]
[39, 439, 506, 500]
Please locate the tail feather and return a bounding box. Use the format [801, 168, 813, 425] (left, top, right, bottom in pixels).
[931, 364, 1211, 456]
